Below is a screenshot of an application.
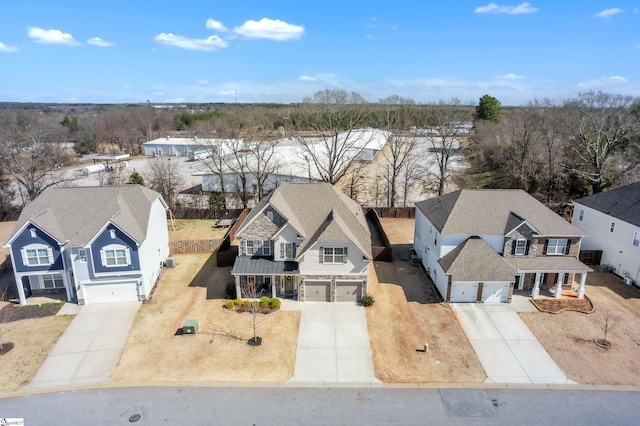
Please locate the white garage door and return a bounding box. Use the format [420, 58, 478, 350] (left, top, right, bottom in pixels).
[335, 281, 362, 302]
[84, 282, 139, 304]
[449, 282, 478, 303]
[304, 280, 330, 302]
[481, 282, 510, 303]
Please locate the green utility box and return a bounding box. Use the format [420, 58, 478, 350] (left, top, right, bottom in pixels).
[183, 319, 199, 334]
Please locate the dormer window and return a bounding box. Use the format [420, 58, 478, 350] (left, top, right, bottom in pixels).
[514, 239, 528, 256]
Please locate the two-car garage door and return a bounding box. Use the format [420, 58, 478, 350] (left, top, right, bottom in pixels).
[304, 280, 363, 302]
[449, 282, 510, 303]
[83, 281, 140, 304]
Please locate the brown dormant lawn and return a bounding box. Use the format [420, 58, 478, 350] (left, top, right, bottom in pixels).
[0, 302, 73, 392]
[112, 253, 300, 383]
[366, 218, 486, 383]
[521, 271, 640, 385]
[168, 219, 228, 241]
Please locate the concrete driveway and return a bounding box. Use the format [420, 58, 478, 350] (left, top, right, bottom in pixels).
[451, 301, 574, 385]
[286, 302, 378, 383]
[24, 301, 140, 390]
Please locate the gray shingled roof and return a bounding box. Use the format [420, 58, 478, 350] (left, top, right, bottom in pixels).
[506, 256, 593, 272]
[438, 237, 516, 282]
[11, 186, 165, 246]
[575, 181, 640, 228]
[416, 189, 584, 237]
[237, 183, 372, 259]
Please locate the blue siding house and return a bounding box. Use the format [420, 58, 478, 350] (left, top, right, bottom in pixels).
[4, 186, 169, 305]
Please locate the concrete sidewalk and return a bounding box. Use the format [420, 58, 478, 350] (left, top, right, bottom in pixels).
[452, 302, 574, 385]
[287, 302, 378, 383]
[25, 301, 140, 390]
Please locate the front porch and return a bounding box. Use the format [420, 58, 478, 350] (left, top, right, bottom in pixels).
[508, 256, 593, 300]
[12, 271, 76, 305]
[230, 257, 299, 300]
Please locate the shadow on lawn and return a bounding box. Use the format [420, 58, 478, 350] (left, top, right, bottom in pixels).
[585, 271, 640, 301]
[186, 253, 232, 300]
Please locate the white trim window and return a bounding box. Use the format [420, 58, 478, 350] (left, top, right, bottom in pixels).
[78, 248, 88, 263]
[280, 242, 295, 259]
[21, 244, 54, 266]
[323, 247, 347, 264]
[633, 232, 640, 248]
[100, 244, 131, 267]
[262, 240, 271, 256]
[546, 239, 568, 255]
[514, 239, 527, 256]
[246, 240, 256, 256]
[43, 274, 64, 289]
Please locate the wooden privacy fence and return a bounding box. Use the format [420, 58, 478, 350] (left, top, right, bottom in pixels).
[216, 246, 239, 268]
[371, 207, 415, 218]
[169, 239, 223, 255]
[366, 208, 393, 262]
[169, 208, 246, 220]
[579, 250, 602, 266]
[217, 208, 250, 267]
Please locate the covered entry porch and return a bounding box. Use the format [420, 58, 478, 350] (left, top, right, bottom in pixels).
[13, 270, 75, 305]
[231, 257, 299, 300]
[508, 257, 592, 300]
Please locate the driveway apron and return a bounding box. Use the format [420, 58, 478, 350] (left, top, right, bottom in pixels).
[24, 301, 141, 390]
[288, 302, 378, 383]
[451, 302, 574, 384]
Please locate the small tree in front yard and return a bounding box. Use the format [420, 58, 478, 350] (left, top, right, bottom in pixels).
[596, 310, 618, 349]
[241, 278, 265, 346]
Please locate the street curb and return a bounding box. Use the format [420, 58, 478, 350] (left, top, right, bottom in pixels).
[2, 381, 640, 399]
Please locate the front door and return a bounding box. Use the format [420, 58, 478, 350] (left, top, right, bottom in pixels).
[284, 276, 294, 294]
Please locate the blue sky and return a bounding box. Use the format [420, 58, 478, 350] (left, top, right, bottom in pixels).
[1, 1, 638, 105]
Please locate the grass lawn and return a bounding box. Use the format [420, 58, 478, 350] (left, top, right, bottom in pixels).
[168, 219, 228, 241]
[112, 253, 300, 382]
[0, 302, 73, 392]
[521, 271, 640, 385]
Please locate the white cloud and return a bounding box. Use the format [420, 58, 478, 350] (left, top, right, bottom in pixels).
[87, 37, 113, 47]
[206, 18, 228, 32]
[27, 27, 80, 46]
[233, 18, 304, 41]
[0, 42, 19, 52]
[298, 75, 317, 82]
[197, 79, 209, 85]
[497, 73, 524, 79]
[474, 2, 538, 14]
[577, 75, 627, 87]
[595, 8, 624, 18]
[154, 33, 228, 51]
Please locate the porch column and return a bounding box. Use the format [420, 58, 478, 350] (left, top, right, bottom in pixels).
[532, 272, 541, 298]
[234, 275, 241, 300]
[16, 274, 26, 305]
[61, 271, 72, 303]
[271, 277, 276, 298]
[554, 273, 565, 299]
[577, 272, 587, 299]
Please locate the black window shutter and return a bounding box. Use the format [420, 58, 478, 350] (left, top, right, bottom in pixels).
[525, 240, 531, 255]
[543, 240, 548, 255]
[511, 240, 516, 255]
[343, 247, 348, 263]
[319, 246, 323, 263]
[565, 240, 571, 255]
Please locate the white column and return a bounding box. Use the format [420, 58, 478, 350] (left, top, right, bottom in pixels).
[61, 272, 72, 303]
[271, 277, 276, 298]
[16, 274, 27, 305]
[554, 273, 564, 299]
[578, 273, 587, 299]
[234, 275, 241, 300]
[532, 272, 541, 298]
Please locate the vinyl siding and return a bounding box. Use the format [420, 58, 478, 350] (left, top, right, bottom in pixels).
[298, 241, 368, 276]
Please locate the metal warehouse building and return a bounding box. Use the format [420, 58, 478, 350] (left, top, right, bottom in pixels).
[143, 137, 209, 157]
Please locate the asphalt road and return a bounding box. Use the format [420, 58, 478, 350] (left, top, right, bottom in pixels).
[1, 387, 639, 425]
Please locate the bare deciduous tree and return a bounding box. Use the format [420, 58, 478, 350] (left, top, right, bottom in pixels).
[596, 310, 618, 348]
[146, 157, 184, 208]
[240, 278, 265, 346]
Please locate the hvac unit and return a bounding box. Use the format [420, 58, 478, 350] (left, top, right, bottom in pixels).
[410, 255, 421, 265]
[623, 277, 635, 286]
[166, 257, 175, 268]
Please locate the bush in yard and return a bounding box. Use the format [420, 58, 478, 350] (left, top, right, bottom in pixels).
[224, 299, 235, 310]
[361, 293, 375, 307]
[224, 282, 237, 299]
[269, 298, 281, 310]
[260, 296, 271, 309]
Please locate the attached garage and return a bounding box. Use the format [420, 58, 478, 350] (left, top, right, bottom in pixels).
[83, 281, 140, 304]
[449, 282, 478, 303]
[481, 282, 510, 303]
[335, 280, 363, 302]
[304, 280, 330, 302]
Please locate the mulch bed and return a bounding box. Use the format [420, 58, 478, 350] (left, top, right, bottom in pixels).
[531, 296, 594, 314]
[0, 302, 64, 322]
